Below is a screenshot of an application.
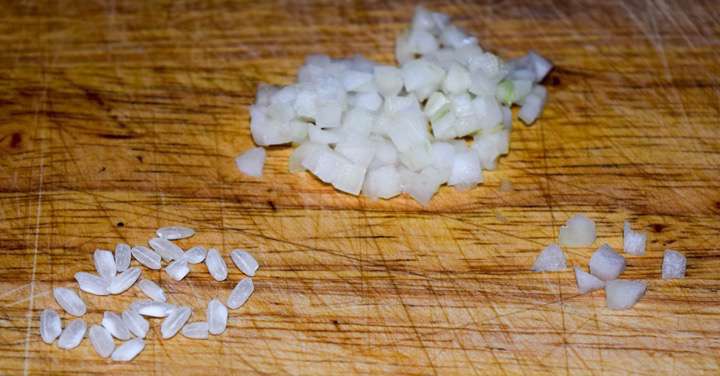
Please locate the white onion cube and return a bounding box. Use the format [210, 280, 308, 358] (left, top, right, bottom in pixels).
[558, 214, 596, 247]
[623, 221, 647, 256]
[589, 244, 626, 281]
[605, 280, 646, 310]
[662, 249, 686, 279]
[531, 244, 566, 272]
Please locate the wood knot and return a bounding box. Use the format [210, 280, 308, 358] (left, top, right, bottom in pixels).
[651, 223, 666, 233]
[10, 132, 21, 148]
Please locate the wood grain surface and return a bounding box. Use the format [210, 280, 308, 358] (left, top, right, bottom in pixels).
[1, 0, 719, 374]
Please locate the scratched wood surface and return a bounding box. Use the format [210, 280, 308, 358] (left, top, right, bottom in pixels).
[1, 0, 719, 374]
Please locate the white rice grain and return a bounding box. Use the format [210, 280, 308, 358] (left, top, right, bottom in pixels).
[57, 319, 86, 350]
[40, 308, 62, 344]
[131, 246, 162, 270]
[149, 237, 185, 261]
[53, 287, 86, 317]
[161, 306, 192, 339]
[181, 321, 209, 339]
[138, 302, 175, 318]
[122, 309, 149, 338]
[115, 243, 132, 272]
[227, 278, 254, 309]
[205, 248, 228, 281]
[230, 249, 259, 277]
[184, 246, 207, 264]
[108, 267, 141, 294]
[207, 298, 228, 335]
[89, 324, 115, 358]
[156, 226, 195, 240]
[128, 299, 154, 313]
[138, 279, 166, 302]
[111, 338, 144, 362]
[165, 259, 190, 281]
[94, 249, 116, 280]
[74, 272, 110, 296]
[102, 311, 131, 340]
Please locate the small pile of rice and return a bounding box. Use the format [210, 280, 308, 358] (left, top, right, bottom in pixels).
[39, 226, 260, 362]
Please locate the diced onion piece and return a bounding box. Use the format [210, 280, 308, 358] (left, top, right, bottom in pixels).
[335, 140, 376, 168]
[519, 85, 548, 125]
[589, 244, 626, 281]
[288, 142, 323, 173]
[558, 214, 596, 247]
[605, 280, 646, 310]
[424, 92, 450, 119]
[401, 59, 445, 92]
[399, 141, 433, 171]
[235, 147, 266, 177]
[400, 167, 443, 206]
[623, 221, 647, 256]
[373, 66, 404, 97]
[308, 126, 341, 145]
[353, 92, 383, 112]
[527, 51, 553, 82]
[471, 95, 503, 131]
[430, 142, 455, 183]
[363, 165, 402, 199]
[448, 149, 483, 188]
[531, 244, 566, 272]
[661, 249, 686, 279]
[574, 266, 605, 293]
[332, 161, 367, 195]
[443, 63, 471, 94]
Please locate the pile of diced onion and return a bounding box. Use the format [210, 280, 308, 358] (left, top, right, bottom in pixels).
[237, 6, 551, 205]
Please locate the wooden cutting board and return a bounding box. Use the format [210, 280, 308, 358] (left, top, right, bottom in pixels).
[1, 1, 719, 374]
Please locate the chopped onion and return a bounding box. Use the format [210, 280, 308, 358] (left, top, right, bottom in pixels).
[589, 244, 626, 281]
[623, 221, 647, 255]
[558, 214, 596, 247]
[363, 165, 402, 199]
[605, 280, 646, 310]
[661, 249, 686, 279]
[531, 244, 566, 272]
[242, 6, 552, 205]
[574, 266, 605, 293]
[448, 149, 483, 188]
[235, 147, 266, 177]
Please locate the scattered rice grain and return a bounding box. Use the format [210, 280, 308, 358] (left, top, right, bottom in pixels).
[156, 226, 195, 240]
[108, 267, 141, 294]
[230, 249, 259, 277]
[89, 324, 115, 358]
[40, 308, 62, 344]
[111, 338, 144, 362]
[102, 311, 131, 340]
[227, 278, 254, 309]
[205, 249, 228, 281]
[131, 246, 162, 270]
[53, 287, 86, 317]
[57, 319, 86, 350]
[161, 306, 192, 339]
